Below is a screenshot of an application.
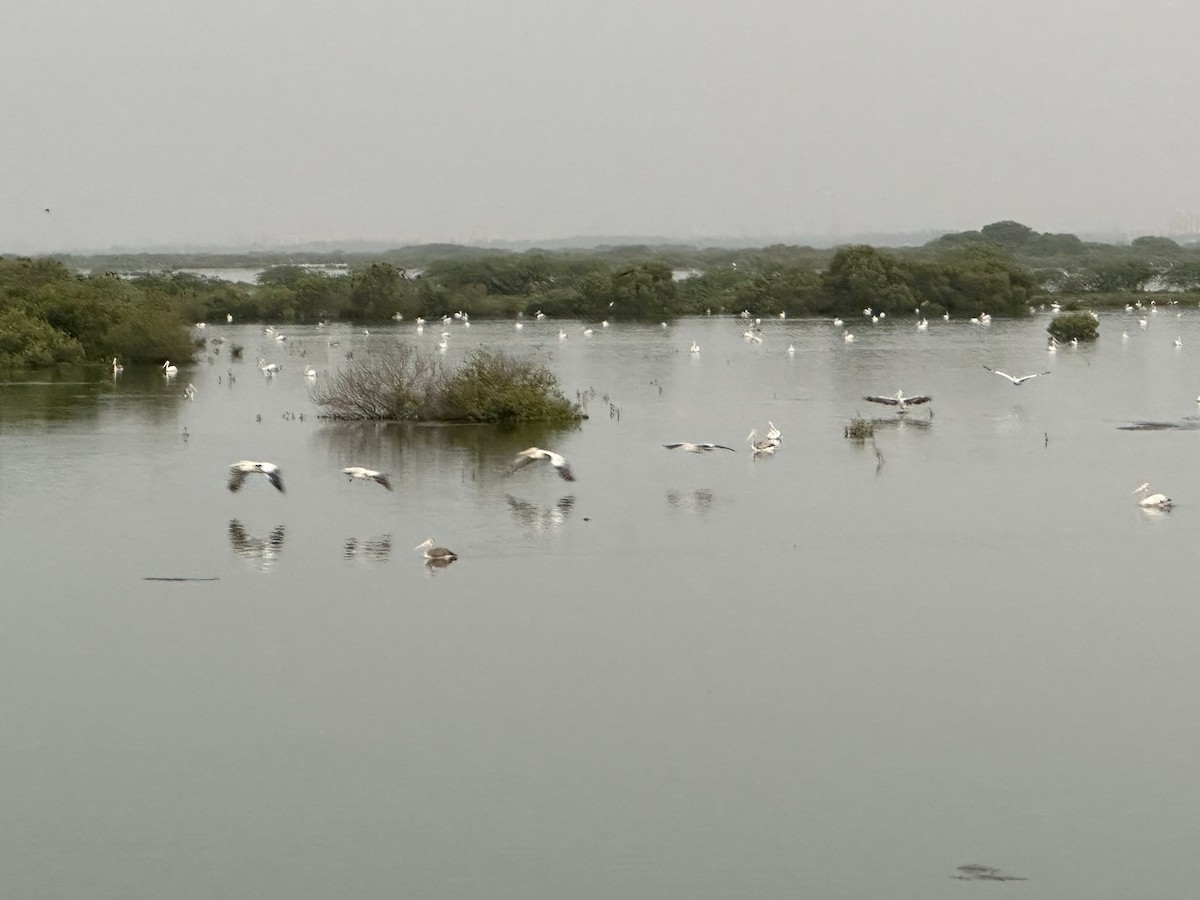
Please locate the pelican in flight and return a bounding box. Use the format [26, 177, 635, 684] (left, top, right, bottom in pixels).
[162, 360, 178, 376]
[864, 390, 932, 412]
[228, 460, 285, 493]
[983, 366, 1051, 385]
[414, 538, 457, 561]
[509, 447, 575, 481]
[1133, 482, 1172, 509]
[342, 466, 393, 490]
[664, 442, 736, 453]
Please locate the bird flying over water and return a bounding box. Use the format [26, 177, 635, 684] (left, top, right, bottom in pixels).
[509, 447, 575, 481]
[983, 366, 1051, 385]
[342, 466, 393, 490]
[664, 442, 736, 453]
[864, 391, 932, 412]
[228, 460, 285, 493]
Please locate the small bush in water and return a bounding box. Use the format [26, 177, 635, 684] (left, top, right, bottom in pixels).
[1047, 311, 1099, 343]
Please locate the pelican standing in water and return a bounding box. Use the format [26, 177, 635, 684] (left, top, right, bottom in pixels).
[162, 360, 178, 376]
[864, 390, 932, 413]
[112, 358, 124, 374]
[1133, 482, 1172, 509]
[414, 538, 457, 562]
[227, 460, 285, 493]
[342, 466, 393, 490]
[509, 447, 576, 481]
[664, 442, 736, 453]
[983, 366, 1051, 385]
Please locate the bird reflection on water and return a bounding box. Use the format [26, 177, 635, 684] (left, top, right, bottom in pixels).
[505, 494, 575, 534]
[343, 535, 393, 562]
[665, 488, 715, 515]
[227, 520, 286, 572]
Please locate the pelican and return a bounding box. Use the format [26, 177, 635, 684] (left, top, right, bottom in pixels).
[414, 538, 457, 561]
[864, 390, 932, 412]
[342, 466, 393, 490]
[515, 321, 524, 330]
[559, 329, 568, 340]
[690, 341, 700, 353]
[664, 442, 736, 453]
[747, 430, 780, 454]
[227, 313, 233, 323]
[983, 366, 1051, 385]
[509, 447, 575, 481]
[535, 310, 546, 319]
[256, 357, 281, 375]
[943, 312, 950, 321]
[112, 357, 123, 373]
[916, 318, 928, 331]
[1133, 482, 1172, 509]
[1048, 337, 1058, 353]
[832, 317, 844, 326]
[162, 360, 178, 376]
[304, 366, 316, 378]
[787, 344, 795, 355]
[1175, 336, 1184, 348]
[227, 460, 285, 493]
[183, 383, 197, 400]
[583, 327, 594, 335]
[843, 330, 855, 342]
[765, 421, 781, 441]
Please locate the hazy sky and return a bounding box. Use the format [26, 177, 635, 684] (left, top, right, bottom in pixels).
[4, 0, 1199, 252]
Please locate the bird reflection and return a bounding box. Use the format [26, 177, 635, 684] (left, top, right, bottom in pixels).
[665, 488, 714, 514]
[424, 556, 456, 574]
[228, 520, 286, 571]
[505, 494, 576, 533]
[343, 535, 393, 562]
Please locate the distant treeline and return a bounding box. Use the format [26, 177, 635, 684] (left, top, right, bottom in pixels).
[3, 220, 1199, 367]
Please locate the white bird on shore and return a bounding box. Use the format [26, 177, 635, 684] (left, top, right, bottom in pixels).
[414, 538, 457, 561]
[664, 442, 736, 453]
[864, 390, 932, 412]
[509, 447, 575, 481]
[228, 460, 285, 493]
[983, 366, 1051, 385]
[1133, 482, 1172, 509]
[342, 466, 393, 490]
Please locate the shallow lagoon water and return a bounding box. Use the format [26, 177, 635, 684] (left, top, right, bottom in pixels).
[3, 311, 1200, 899]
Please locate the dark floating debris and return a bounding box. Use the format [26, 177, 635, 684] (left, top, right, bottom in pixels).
[953, 863, 1027, 882]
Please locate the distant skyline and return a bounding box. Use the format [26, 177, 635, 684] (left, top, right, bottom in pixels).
[4, 0, 1200, 254]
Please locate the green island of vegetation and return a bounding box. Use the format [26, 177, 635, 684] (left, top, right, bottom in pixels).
[3, 219, 1199, 370]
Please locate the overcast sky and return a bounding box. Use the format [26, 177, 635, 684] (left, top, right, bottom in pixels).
[3, 0, 1199, 253]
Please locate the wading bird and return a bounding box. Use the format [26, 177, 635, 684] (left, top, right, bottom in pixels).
[983, 366, 1051, 385]
[509, 447, 575, 481]
[414, 538, 457, 561]
[162, 360, 178, 376]
[342, 467, 392, 490]
[664, 442, 736, 453]
[864, 390, 932, 412]
[228, 460, 285, 493]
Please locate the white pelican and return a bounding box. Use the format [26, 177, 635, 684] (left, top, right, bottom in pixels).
[228, 460, 285, 493]
[414, 538, 457, 561]
[226, 313, 233, 323]
[766, 421, 781, 441]
[415, 317, 425, 325]
[832, 317, 844, 326]
[535, 310, 546, 319]
[195, 322, 206, 329]
[943, 312, 950, 321]
[843, 330, 855, 342]
[864, 390, 932, 412]
[304, 366, 317, 378]
[983, 366, 1050, 385]
[1047, 337, 1058, 353]
[916, 318, 928, 331]
[690, 341, 699, 353]
[747, 430, 780, 454]
[183, 383, 197, 400]
[257, 358, 281, 376]
[1175, 336, 1184, 348]
[559, 329, 568, 340]
[602, 320, 610, 327]
[787, 344, 795, 355]
[112, 357, 124, 373]
[509, 447, 575, 481]
[664, 442, 736, 453]
[342, 466, 393, 491]
[583, 327, 594, 336]
[162, 360, 178, 376]
[1139, 317, 1148, 329]
[1133, 483, 1172, 509]
[515, 321, 524, 330]
[1122, 332, 1129, 341]
[779, 311, 786, 319]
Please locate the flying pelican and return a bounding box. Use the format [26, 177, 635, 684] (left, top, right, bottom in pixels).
[183, 383, 197, 400]
[509, 447, 575, 481]
[664, 442, 736, 453]
[227, 460, 285, 493]
[162, 360, 178, 376]
[414, 538, 457, 561]
[342, 466, 393, 490]
[690, 341, 700, 353]
[1133, 482, 1172, 509]
[864, 390, 932, 412]
[983, 366, 1051, 385]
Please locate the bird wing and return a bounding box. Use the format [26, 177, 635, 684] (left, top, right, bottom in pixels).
[373, 473, 393, 490]
[663, 443, 689, 451]
[983, 366, 1017, 382]
[864, 395, 899, 405]
[904, 396, 933, 405]
[703, 443, 736, 452]
[266, 469, 285, 493]
[554, 461, 576, 481]
[509, 449, 542, 473]
[228, 467, 248, 492]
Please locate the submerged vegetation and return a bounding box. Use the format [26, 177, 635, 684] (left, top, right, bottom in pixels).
[311, 345, 584, 424]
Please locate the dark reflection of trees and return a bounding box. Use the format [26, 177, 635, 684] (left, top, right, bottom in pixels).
[0, 366, 200, 427]
[505, 494, 575, 534]
[666, 488, 714, 514]
[313, 420, 583, 485]
[343, 534, 393, 562]
[228, 520, 286, 572]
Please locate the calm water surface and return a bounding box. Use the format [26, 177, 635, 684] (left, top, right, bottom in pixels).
[3, 312, 1200, 899]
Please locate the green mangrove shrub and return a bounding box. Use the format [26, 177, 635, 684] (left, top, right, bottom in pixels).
[312, 345, 584, 424]
[1047, 311, 1099, 343]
